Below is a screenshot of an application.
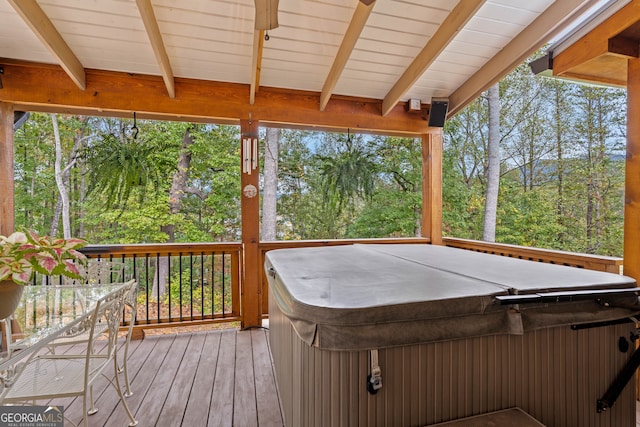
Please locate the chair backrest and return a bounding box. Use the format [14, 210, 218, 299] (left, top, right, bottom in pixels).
[76, 280, 134, 387]
[90, 281, 133, 349]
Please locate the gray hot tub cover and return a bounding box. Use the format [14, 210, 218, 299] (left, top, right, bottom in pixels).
[265, 244, 639, 350]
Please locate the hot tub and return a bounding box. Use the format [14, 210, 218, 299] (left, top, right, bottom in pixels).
[265, 244, 640, 427]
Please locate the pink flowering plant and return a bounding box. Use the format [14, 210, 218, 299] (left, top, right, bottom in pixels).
[0, 230, 88, 285]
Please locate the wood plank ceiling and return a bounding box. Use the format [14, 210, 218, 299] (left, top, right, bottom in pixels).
[0, 0, 623, 130]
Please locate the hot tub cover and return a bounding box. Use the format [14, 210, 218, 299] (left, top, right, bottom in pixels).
[265, 244, 640, 350]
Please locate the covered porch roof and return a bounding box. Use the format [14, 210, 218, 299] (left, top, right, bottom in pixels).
[0, 0, 621, 133]
[1, 0, 635, 328]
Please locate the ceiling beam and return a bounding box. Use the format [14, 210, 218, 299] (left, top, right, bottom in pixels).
[381, 0, 485, 117]
[0, 60, 432, 136]
[7, 0, 85, 90]
[320, 0, 375, 112]
[553, 1, 640, 76]
[250, 30, 265, 105]
[136, 0, 175, 98]
[448, 0, 601, 117]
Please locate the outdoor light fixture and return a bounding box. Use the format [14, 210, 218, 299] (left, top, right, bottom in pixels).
[529, 53, 553, 76]
[407, 98, 421, 112]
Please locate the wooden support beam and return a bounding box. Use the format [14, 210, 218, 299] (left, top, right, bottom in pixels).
[320, 1, 375, 111]
[553, 1, 640, 77]
[250, 30, 265, 105]
[624, 58, 640, 281]
[0, 60, 430, 136]
[381, 0, 485, 117]
[0, 102, 14, 236]
[608, 36, 640, 58]
[7, 0, 85, 90]
[136, 0, 175, 98]
[448, 0, 600, 117]
[240, 119, 261, 328]
[421, 131, 442, 245]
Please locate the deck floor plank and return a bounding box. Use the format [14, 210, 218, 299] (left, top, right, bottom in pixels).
[154, 332, 208, 426]
[181, 332, 223, 427]
[233, 330, 259, 427]
[252, 329, 284, 426]
[89, 333, 176, 426]
[123, 333, 193, 426]
[208, 330, 239, 427]
[9, 328, 284, 427]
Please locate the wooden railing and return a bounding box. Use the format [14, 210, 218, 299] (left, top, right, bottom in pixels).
[79, 242, 242, 332]
[443, 237, 624, 273]
[29, 238, 624, 332]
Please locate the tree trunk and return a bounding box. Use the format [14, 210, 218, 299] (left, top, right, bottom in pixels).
[483, 84, 500, 242]
[155, 127, 196, 297]
[262, 127, 279, 240]
[49, 115, 85, 238]
[51, 114, 71, 239]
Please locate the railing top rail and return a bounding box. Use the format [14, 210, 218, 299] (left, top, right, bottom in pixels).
[81, 242, 243, 257]
[259, 237, 431, 251]
[443, 237, 623, 266]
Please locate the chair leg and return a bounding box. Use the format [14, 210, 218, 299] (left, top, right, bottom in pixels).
[122, 340, 133, 397]
[82, 392, 89, 427]
[87, 385, 98, 415]
[113, 358, 137, 426]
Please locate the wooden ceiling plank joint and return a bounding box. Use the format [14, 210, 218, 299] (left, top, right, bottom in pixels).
[381, 0, 486, 117]
[320, 0, 375, 112]
[136, 0, 175, 98]
[7, 0, 86, 90]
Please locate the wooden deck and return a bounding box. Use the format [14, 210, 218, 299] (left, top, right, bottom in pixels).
[12, 326, 640, 427]
[60, 328, 283, 427]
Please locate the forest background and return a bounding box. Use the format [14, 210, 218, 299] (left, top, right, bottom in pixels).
[11, 56, 628, 257]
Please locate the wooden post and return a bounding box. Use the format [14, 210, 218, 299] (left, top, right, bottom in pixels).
[0, 102, 14, 236]
[421, 131, 443, 245]
[240, 119, 261, 328]
[624, 59, 640, 281]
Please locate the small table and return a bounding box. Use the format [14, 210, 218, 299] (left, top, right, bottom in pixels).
[0, 283, 127, 377]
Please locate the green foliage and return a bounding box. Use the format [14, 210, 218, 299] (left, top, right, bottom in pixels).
[86, 124, 171, 209]
[316, 133, 377, 214]
[11, 54, 629, 259]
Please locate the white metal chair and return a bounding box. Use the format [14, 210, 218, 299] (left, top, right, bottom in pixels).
[0, 280, 138, 427]
[49, 260, 137, 397]
[116, 280, 137, 397]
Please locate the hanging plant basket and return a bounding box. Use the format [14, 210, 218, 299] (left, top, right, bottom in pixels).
[0, 280, 23, 320]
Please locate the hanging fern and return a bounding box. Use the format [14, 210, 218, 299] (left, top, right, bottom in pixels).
[85, 131, 165, 209]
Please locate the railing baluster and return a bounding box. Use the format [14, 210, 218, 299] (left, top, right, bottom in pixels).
[211, 252, 216, 319]
[189, 253, 194, 321]
[222, 251, 226, 317]
[200, 252, 205, 320]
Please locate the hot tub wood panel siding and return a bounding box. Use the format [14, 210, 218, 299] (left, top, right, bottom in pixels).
[270, 292, 636, 427]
